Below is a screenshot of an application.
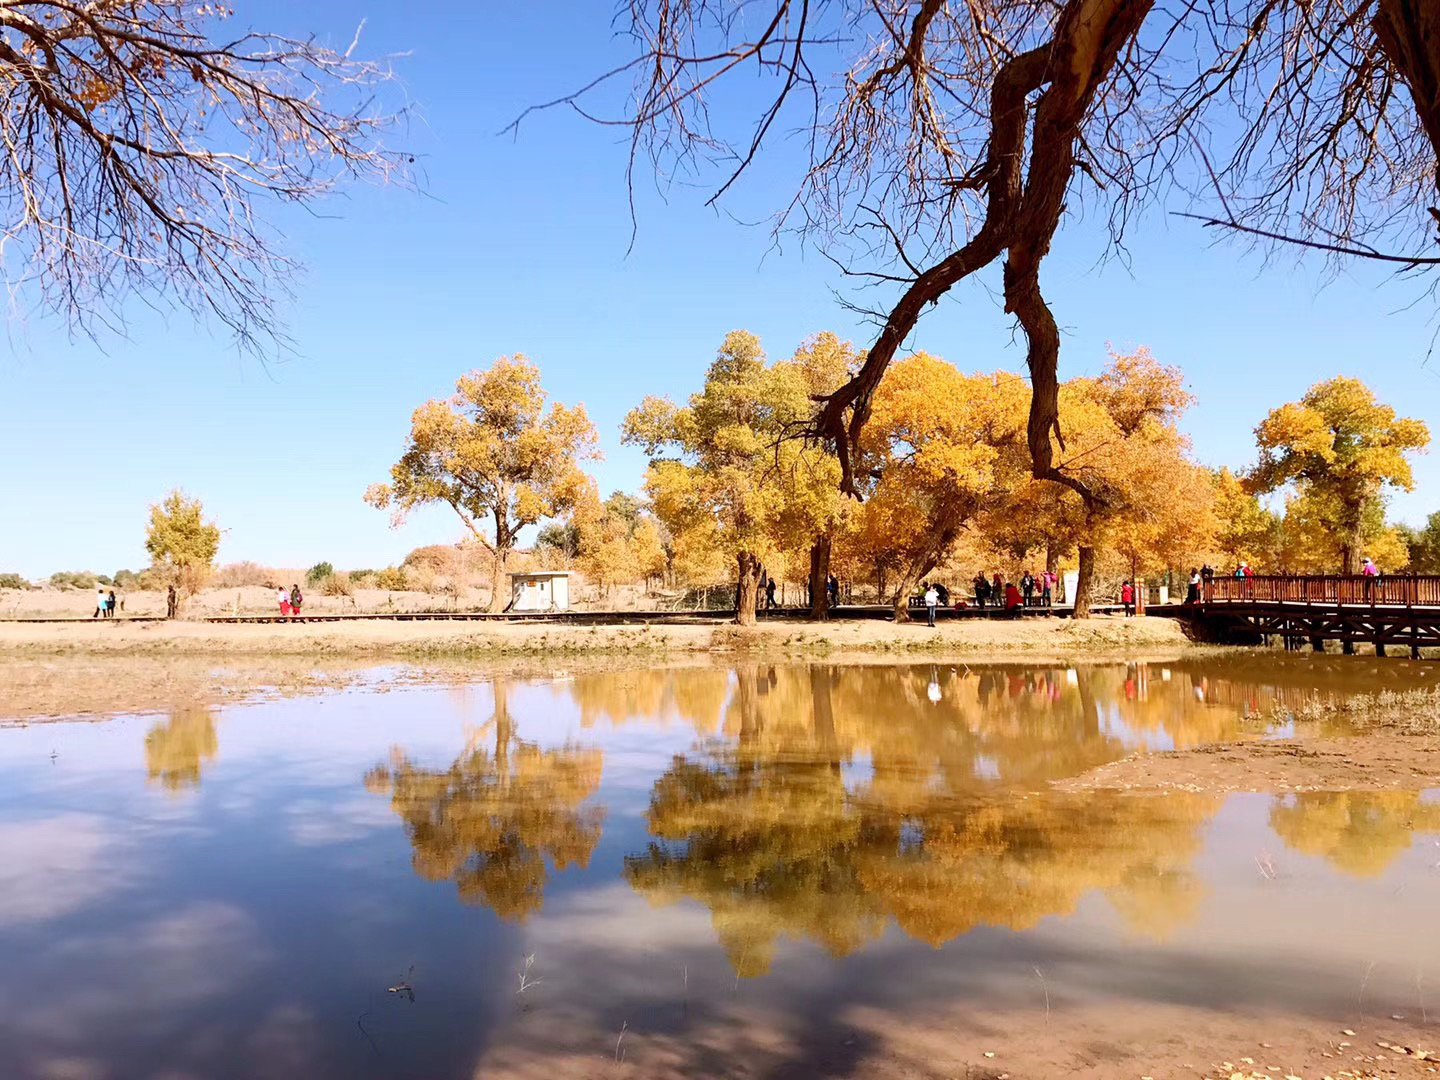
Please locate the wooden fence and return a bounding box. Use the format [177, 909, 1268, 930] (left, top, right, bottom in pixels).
[1204, 575, 1440, 607]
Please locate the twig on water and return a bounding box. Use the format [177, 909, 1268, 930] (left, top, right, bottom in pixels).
[615, 1020, 629, 1064]
[516, 953, 542, 996]
[1359, 959, 1377, 1016]
[1033, 966, 1050, 1025]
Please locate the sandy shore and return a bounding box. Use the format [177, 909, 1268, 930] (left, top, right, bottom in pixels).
[0, 610, 1198, 660]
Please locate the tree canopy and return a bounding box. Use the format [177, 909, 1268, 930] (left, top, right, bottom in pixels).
[367, 356, 599, 612]
[1247, 377, 1429, 572]
[144, 488, 220, 599]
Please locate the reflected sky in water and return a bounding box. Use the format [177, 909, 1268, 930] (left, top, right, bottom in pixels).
[1, 657, 1439, 1080]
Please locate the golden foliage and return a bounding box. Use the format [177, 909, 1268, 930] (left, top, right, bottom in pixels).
[368, 356, 600, 611]
[144, 488, 221, 597]
[1248, 378, 1429, 571]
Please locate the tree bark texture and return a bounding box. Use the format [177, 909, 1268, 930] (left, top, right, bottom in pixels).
[1374, 0, 1440, 199]
[808, 536, 832, 621]
[1073, 545, 1097, 618]
[735, 551, 762, 626]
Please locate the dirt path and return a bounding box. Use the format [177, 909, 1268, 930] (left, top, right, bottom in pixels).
[0, 610, 1198, 659]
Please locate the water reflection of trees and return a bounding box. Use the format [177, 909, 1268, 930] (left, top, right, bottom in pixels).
[144, 707, 218, 791]
[1269, 792, 1440, 877]
[366, 681, 604, 920]
[626, 666, 1217, 975]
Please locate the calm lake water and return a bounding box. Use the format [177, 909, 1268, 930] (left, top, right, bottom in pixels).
[3, 657, 1440, 1079]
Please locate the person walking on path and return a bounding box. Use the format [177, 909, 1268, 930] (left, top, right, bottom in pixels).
[278, 587, 291, 617]
[1121, 581, 1136, 617]
[765, 577, 777, 611]
[94, 587, 106, 619]
[1186, 568, 1201, 605]
[289, 584, 303, 618]
[827, 575, 839, 608]
[923, 583, 940, 628]
[166, 585, 178, 620]
[105, 590, 116, 618]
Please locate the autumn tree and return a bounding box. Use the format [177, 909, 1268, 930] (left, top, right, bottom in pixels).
[778, 333, 860, 620]
[571, 487, 670, 594]
[1247, 378, 1429, 573]
[144, 488, 220, 604]
[1210, 468, 1281, 570]
[367, 357, 599, 612]
[1398, 512, 1440, 574]
[366, 680, 605, 920]
[623, 331, 803, 626]
[535, 0, 1440, 546]
[844, 356, 1026, 621]
[0, 1, 406, 350]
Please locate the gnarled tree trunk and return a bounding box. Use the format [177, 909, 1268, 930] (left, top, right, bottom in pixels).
[488, 547, 508, 613]
[808, 536, 832, 621]
[1073, 545, 1097, 618]
[735, 552, 762, 626]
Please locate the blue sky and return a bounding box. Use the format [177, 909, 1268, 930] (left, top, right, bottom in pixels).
[2, 1, 1438, 579]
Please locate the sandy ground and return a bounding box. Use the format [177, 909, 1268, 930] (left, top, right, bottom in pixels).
[0, 609, 1198, 659]
[475, 999, 1438, 1080]
[1056, 734, 1440, 795]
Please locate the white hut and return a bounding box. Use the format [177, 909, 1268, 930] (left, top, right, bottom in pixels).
[508, 571, 572, 612]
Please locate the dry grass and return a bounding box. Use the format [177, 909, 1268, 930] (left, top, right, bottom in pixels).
[0, 611, 1201, 662]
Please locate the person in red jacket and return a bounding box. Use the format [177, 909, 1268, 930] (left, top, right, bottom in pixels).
[1121, 581, 1135, 617]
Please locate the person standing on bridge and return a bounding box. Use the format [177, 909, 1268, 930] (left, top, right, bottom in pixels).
[923, 583, 940, 628]
[1121, 581, 1135, 617]
[1186, 568, 1201, 605]
[289, 584, 304, 618]
[1362, 556, 1380, 599]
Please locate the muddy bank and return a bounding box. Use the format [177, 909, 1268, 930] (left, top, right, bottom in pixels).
[0, 611, 1201, 660]
[1058, 734, 1440, 795]
[474, 1000, 1437, 1080]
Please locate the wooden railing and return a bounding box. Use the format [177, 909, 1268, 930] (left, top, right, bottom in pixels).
[1203, 575, 1440, 607]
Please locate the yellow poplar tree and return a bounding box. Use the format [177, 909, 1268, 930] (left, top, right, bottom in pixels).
[996, 351, 1212, 614]
[1248, 378, 1429, 573]
[144, 488, 221, 603]
[623, 331, 799, 625]
[845, 356, 1027, 621]
[366, 356, 600, 612]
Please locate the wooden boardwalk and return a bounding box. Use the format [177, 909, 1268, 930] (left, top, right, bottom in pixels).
[4, 602, 1117, 625]
[1157, 574, 1440, 657]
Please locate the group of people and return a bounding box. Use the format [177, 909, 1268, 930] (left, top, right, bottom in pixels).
[277, 585, 304, 617]
[972, 569, 1057, 610]
[93, 587, 120, 618]
[914, 569, 1058, 626]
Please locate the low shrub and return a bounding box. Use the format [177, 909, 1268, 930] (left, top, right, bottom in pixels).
[0, 572, 27, 589]
[320, 573, 354, 597]
[307, 561, 335, 585]
[112, 569, 143, 588]
[49, 571, 96, 591]
[348, 568, 375, 583]
[375, 566, 409, 590]
[213, 561, 274, 588]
